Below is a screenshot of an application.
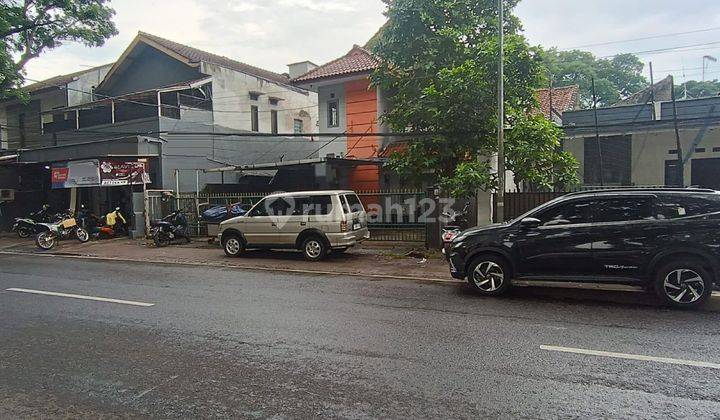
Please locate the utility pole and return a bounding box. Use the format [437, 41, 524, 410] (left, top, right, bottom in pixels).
[670, 76, 684, 186]
[649, 62, 656, 120]
[591, 78, 605, 187]
[496, 0, 506, 222]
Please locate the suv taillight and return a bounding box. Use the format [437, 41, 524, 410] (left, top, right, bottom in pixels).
[341, 221, 348, 232]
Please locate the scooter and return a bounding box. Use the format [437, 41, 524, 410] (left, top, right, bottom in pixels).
[35, 211, 90, 250]
[151, 210, 191, 247]
[12, 206, 54, 238]
[78, 206, 128, 240]
[441, 202, 471, 255]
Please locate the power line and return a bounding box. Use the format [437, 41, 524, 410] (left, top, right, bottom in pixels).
[598, 41, 720, 59]
[561, 26, 720, 50]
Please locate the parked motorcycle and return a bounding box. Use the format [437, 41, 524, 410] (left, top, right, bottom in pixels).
[12, 205, 54, 238]
[35, 211, 90, 250]
[151, 210, 190, 247]
[441, 202, 471, 255]
[78, 206, 128, 240]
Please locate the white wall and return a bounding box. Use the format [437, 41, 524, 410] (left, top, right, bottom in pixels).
[564, 127, 720, 186]
[317, 84, 347, 158]
[67, 64, 113, 107]
[201, 62, 318, 134]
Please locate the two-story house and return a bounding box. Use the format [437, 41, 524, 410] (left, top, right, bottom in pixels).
[291, 45, 390, 191]
[0, 31, 320, 234]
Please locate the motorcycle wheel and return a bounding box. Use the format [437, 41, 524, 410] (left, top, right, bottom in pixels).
[17, 227, 31, 238]
[76, 228, 90, 243]
[36, 232, 56, 250]
[154, 232, 170, 248]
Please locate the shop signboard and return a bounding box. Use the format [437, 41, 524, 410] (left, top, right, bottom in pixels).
[51, 160, 101, 189]
[52, 159, 149, 189]
[99, 160, 150, 186]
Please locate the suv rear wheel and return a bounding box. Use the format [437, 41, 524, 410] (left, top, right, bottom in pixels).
[223, 234, 245, 258]
[654, 259, 713, 308]
[302, 236, 328, 262]
[467, 255, 512, 296]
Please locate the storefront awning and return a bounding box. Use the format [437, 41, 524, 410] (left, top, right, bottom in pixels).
[18, 136, 162, 163]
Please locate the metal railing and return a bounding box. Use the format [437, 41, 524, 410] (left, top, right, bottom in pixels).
[152, 190, 429, 243]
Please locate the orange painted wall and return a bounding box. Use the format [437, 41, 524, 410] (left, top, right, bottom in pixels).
[344, 79, 380, 191]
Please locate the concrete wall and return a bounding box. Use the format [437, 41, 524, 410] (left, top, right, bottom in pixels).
[67, 64, 113, 106]
[202, 62, 317, 136]
[564, 126, 720, 186]
[158, 113, 321, 192]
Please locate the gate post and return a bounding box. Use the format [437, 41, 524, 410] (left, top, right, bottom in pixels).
[425, 187, 442, 250]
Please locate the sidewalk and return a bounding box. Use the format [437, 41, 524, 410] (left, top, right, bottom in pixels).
[0, 233, 452, 281]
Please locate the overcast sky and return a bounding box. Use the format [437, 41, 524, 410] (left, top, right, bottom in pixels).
[23, 0, 720, 86]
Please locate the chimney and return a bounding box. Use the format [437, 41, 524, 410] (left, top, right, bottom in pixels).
[288, 61, 318, 80]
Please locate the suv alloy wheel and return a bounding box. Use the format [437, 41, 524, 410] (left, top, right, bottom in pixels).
[468, 255, 512, 296]
[654, 259, 713, 308]
[302, 236, 328, 261]
[223, 234, 245, 257]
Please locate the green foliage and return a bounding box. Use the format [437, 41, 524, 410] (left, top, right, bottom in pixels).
[506, 114, 578, 191]
[373, 0, 577, 197]
[676, 79, 720, 99]
[0, 0, 118, 99]
[541, 48, 648, 107]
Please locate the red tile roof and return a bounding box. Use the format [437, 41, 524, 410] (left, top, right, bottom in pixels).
[536, 85, 580, 120]
[138, 32, 291, 85]
[293, 45, 380, 83]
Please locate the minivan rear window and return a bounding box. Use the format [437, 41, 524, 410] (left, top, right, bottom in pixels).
[343, 194, 363, 214]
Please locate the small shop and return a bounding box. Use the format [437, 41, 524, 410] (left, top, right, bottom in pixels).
[13, 135, 162, 238]
[49, 158, 150, 237]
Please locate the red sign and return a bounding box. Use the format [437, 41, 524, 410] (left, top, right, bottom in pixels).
[99, 160, 149, 186]
[51, 167, 69, 184]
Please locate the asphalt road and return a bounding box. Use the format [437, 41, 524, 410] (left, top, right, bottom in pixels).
[1, 254, 720, 418]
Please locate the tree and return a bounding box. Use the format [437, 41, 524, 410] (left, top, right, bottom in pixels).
[541, 48, 647, 107]
[371, 0, 577, 197]
[505, 114, 578, 192]
[0, 0, 118, 99]
[676, 79, 720, 99]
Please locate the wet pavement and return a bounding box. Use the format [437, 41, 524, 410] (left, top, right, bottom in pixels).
[1, 254, 720, 418]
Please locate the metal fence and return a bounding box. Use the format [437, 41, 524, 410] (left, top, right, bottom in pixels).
[149, 189, 428, 244]
[356, 189, 428, 243]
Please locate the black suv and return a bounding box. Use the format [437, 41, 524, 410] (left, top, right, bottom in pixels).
[447, 189, 720, 308]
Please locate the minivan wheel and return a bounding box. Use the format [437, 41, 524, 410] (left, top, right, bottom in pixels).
[302, 236, 327, 261]
[223, 234, 244, 257]
[467, 255, 511, 296]
[654, 260, 712, 308]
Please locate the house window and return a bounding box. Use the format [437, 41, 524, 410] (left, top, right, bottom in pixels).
[249, 92, 260, 101]
[583, 135, 631, 185]
[668, 149, 679, 155]
[328, 100, 339, 128]
[696, 148, 706, 153]
[269, 98, 280, 106]
[714, 147, 720, 153]
[293, 119, 304, 134]
[271, 110, 278, 134]
[251, 106, 259, 132]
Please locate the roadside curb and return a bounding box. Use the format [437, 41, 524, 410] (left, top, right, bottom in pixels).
[0, 250, 461, 285]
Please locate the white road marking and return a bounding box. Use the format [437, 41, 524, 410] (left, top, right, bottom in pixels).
[713, 292, 720, 298]
[541, 345, 720, 370]
[5, 288, 154, 307]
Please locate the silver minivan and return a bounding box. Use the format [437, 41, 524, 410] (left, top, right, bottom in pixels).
[219, 191, 370, 261]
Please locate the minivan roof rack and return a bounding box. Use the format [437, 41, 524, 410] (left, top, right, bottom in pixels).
[565, 187, 717, 196]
